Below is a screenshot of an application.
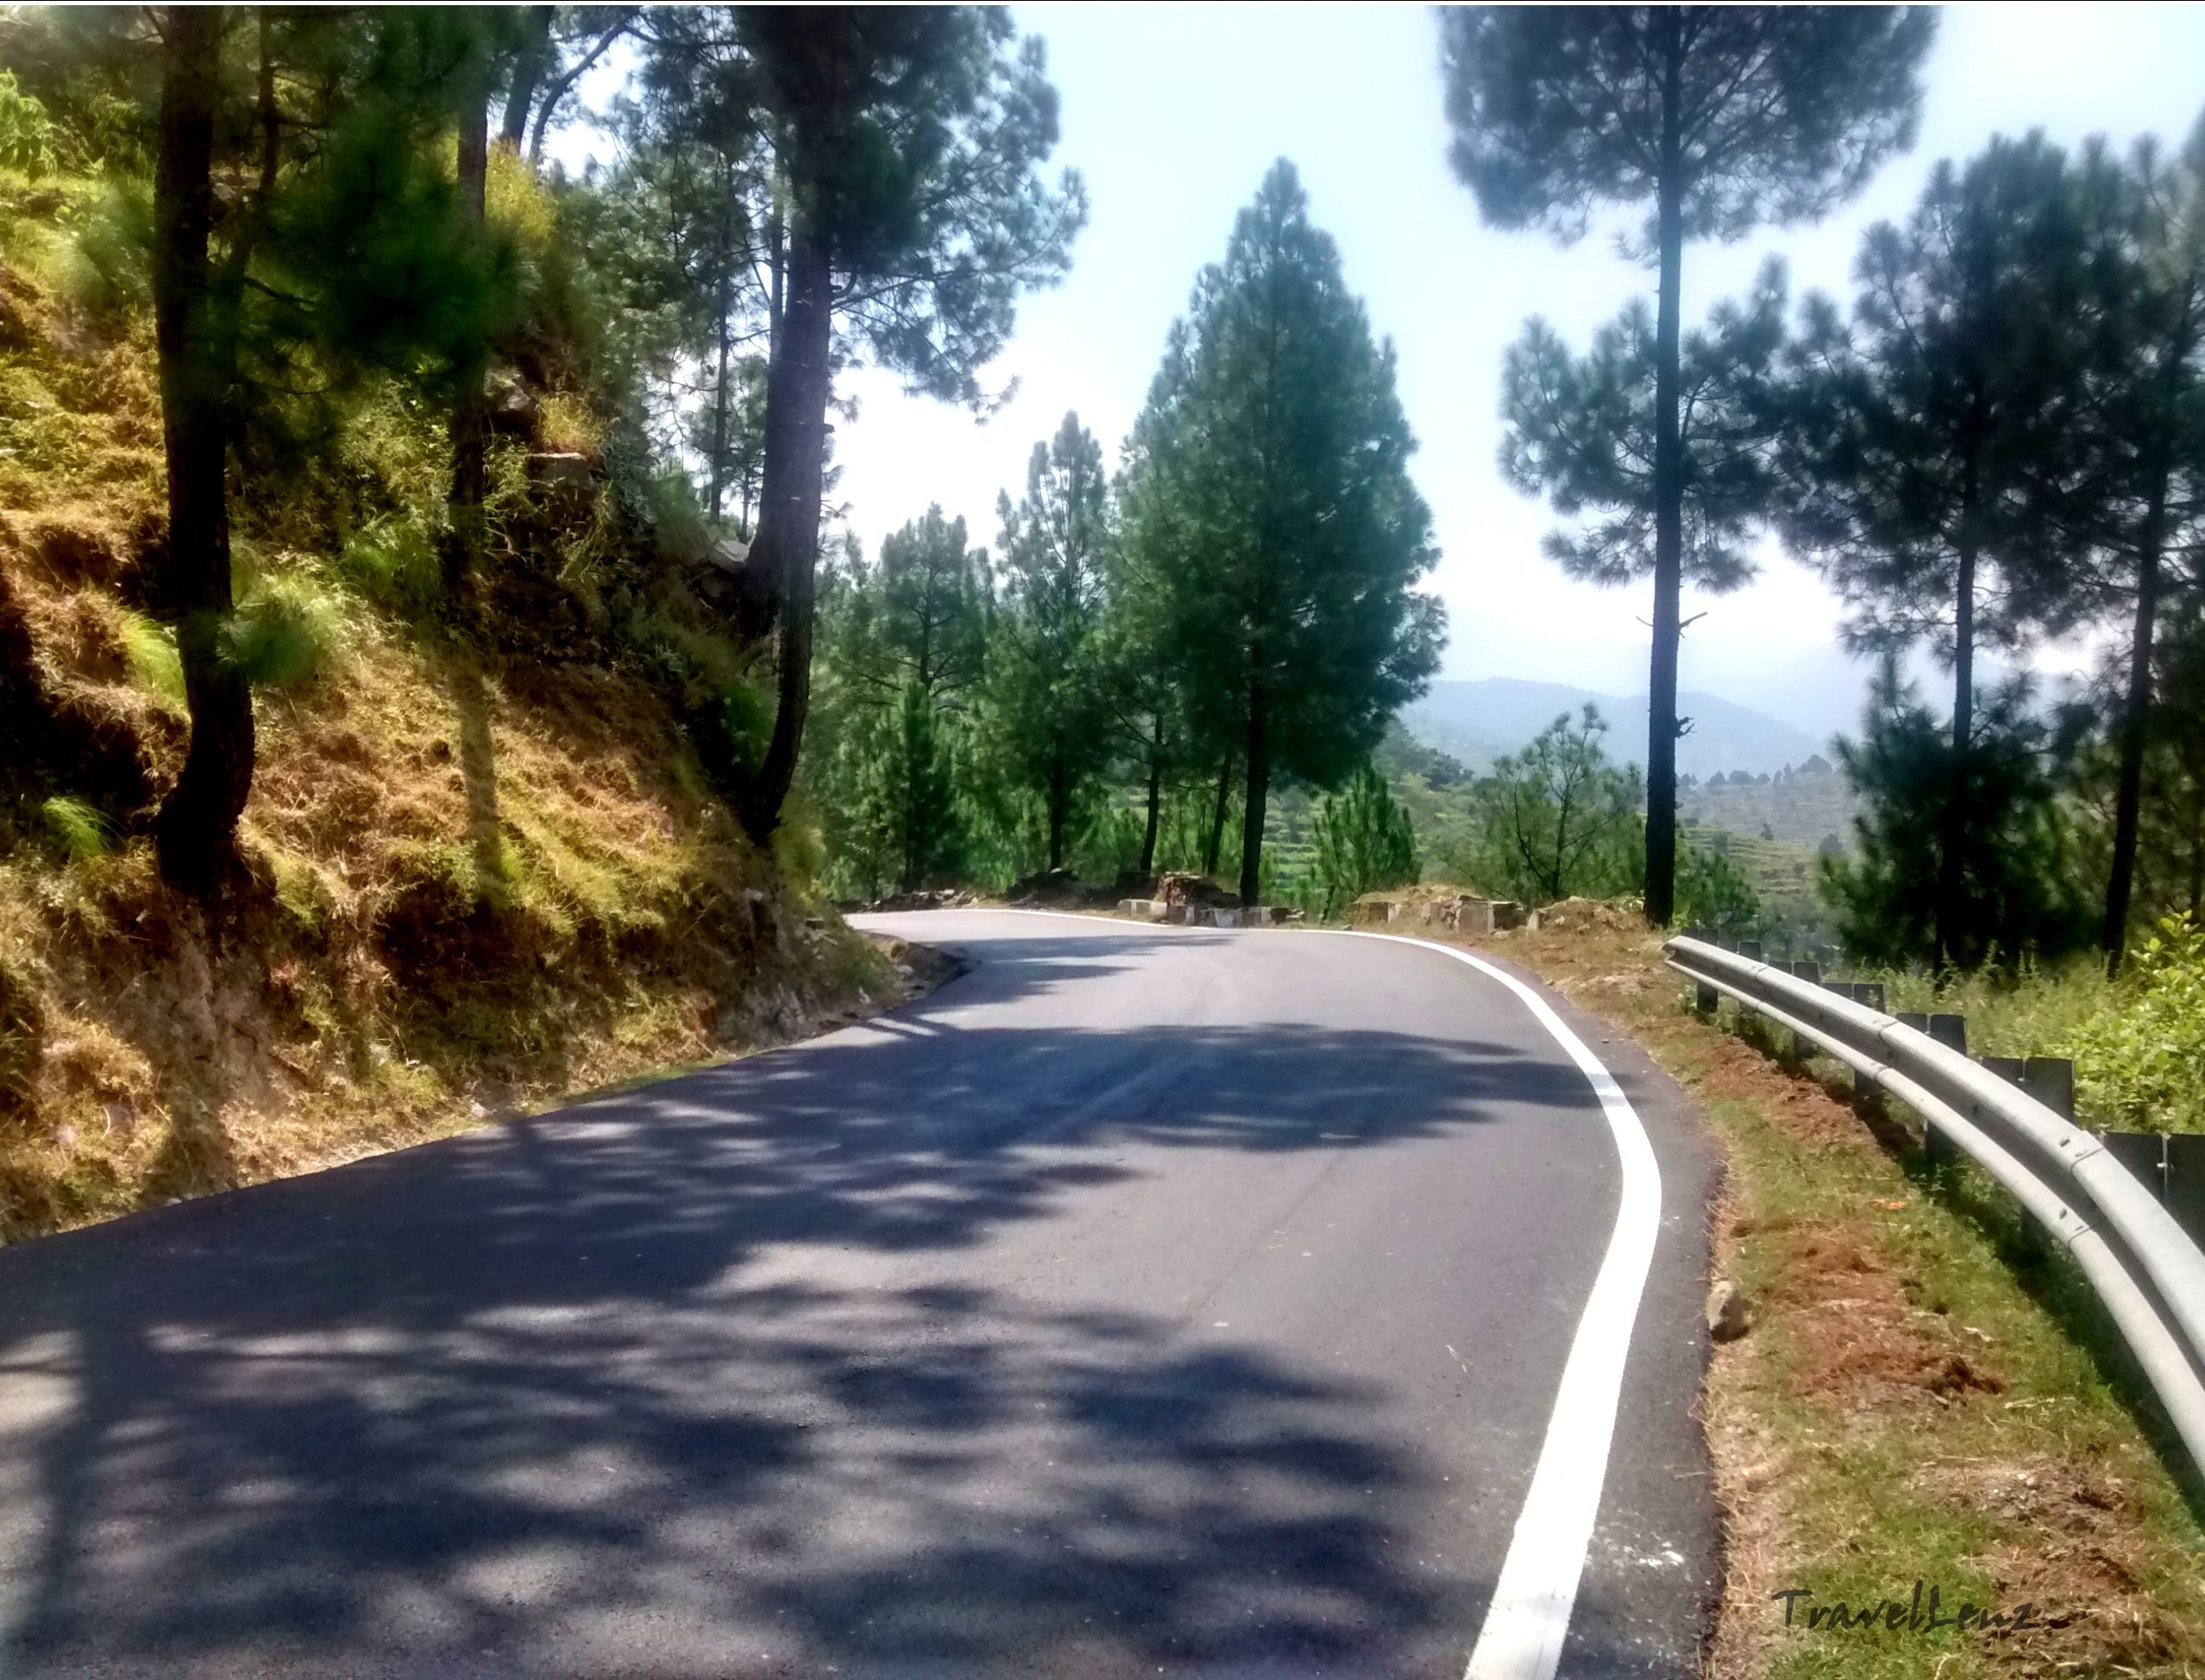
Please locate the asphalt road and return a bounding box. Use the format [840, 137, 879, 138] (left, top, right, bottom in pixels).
[0, 910, 1718, 1677]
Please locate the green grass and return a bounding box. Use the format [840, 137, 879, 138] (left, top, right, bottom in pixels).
[1868, 954, 2120, 1060]
[1497, 924, 2205, 1676]
[337, 512, 443, 620]
[39, 795, 112, 862]
[115, 607, 185, 711]
[229, 566, 349, 689]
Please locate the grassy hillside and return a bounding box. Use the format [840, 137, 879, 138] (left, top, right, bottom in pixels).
[0, 169, 886, 1244]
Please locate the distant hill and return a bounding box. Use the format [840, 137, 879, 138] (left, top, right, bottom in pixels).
[1400, 678, 1834, 781]
[1680, 764, 1859, 853]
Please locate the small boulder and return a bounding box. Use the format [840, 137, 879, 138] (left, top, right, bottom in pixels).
[525, 451, 594, 488]
[1706, 1280, 1750, 1343]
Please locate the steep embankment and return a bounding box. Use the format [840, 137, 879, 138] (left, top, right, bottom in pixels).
[0, 172, 884, 1244]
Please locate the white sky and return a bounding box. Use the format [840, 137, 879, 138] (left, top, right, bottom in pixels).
[564, 3, 2205, 740]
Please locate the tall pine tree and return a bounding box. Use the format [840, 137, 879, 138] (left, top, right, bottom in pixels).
[987, 411, 1112, 871]
[1440, 4, 1934, 925]
[1781, 135, 2099, 968]
[2069, 118, 2205, 967]
[1127, 161, 1442, 906]
[1500, 259, 1791, 710]
[729, 9, 1084, 846]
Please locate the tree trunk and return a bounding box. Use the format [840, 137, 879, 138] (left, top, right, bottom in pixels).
[152, 6, 253, 899]
[1139, 715, 1163, 875]
[2104, 488, 2164, 973]
[500, 6, 554, 148]
[2189, 790, 2203, 920]
[737, 218, 833, 843]
[444, 49, 490, 594]
[1239, 674, 1268, 906]
[526, 10, 632, 168]
[1047, 747, 1066, 871]
[707, 212, 733, 521]
[1644, 25, 1687, 930]
[738, 202, 807, 646]
[767, 194, 785, 363]
[1203, 747, 1234, 876]
[1937, 530, 1979, 971]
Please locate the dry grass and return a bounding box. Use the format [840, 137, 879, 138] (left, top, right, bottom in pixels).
[0, 177, 892, 1245]
[1473, 918, 2205, 1680]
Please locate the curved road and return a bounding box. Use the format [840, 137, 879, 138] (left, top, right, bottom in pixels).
[0, 911, 1718, 1677]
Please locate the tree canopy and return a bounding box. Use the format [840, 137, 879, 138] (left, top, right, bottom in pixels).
[1124, 160, 1443, 904]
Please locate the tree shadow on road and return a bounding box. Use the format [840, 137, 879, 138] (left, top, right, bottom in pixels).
[0, 991, 1613, 1675]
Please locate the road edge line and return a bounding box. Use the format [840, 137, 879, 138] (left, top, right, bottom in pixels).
[857, 908, 1668, 1678]
[1296, 929, 1668, 1680]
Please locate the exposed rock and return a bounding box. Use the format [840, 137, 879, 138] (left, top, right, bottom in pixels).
[486, 373, 540, 442]
[1157, 871, 1240, 912]
[1529, 896, 1636, 935]
[525, 451, 595, 488]
[1707, 1279, 1750, 1343]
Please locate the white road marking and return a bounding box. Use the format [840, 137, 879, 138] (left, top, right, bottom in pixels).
[857, 908, 1669, 1678]
[1313, 931, 1663, 1680]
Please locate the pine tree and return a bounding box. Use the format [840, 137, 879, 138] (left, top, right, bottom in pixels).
[1781, 135, 2099, 968]
[1822, 659, 2092, 968]
[119, 5, 531, 893]
[987, 412, 1113, 871]
[876, 679, 963, 893]
[1676, 845, 1762, 936]
[1471, 705, 1644, 906]
[1500, 259, 1790, 718]
[730, 8, 1085, 845]
[1312, 766, 1419, 918]
[805, 522, 987, 897]
[2067, 119, 2205, 968]
[148, 4, 247, 896]
[1440, 4, 1935, 926]
[1127, 160, 1443, 906]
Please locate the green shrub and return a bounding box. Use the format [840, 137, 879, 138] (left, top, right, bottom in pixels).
[229, 570, 346, 688]
[40, 794, 113, 862]
[0, 72, 57, 179]
[1677, 844, 1763, 936]
[2062, 916, 2205, 1134]
[1312, 763, 1418, 917]
[338, 513, 443, 618]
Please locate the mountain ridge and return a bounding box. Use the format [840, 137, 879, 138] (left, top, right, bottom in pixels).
[1400, 676, 1833, 780]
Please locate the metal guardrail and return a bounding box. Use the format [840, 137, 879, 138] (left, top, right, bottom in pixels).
[1663, 935, 2205, 1478]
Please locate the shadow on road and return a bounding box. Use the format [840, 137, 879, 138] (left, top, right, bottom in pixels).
[0, 934, 1611, 1674]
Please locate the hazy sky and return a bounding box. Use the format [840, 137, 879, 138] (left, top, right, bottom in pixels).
[569, 4, 2205, 739]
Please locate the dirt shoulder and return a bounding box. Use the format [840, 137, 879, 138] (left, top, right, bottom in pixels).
[1461, 920, 2205, 1680]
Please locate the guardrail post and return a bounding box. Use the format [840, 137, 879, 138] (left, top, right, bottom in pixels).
[1782, 961, 1819, 1058]
[2021, 1056, 2075, 1121]
[1982, 1056, 2052, 1257]
[2168, 1135, 2205, 1249]
[1737, 941, 1763, 961]
[1920, 1015, 1968, 1169]
[2100, 1131, 2169, 1205]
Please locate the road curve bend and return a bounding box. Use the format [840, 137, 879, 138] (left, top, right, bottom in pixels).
[0, 909, 1718, 1677]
